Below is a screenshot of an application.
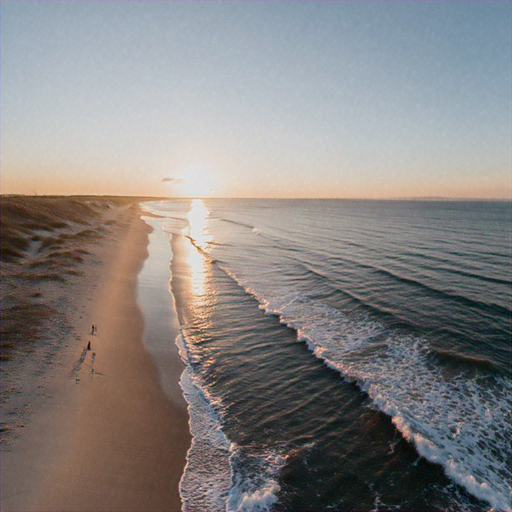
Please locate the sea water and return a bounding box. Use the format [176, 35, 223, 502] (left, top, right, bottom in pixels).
[140, 199, 511, 512]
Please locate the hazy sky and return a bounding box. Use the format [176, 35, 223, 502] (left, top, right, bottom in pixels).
[1, 1, 511, 198]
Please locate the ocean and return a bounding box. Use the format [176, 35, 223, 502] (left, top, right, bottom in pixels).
[139, 199, 511, 512]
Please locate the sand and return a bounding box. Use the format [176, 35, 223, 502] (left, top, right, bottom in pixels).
[1, 197, 190, 511]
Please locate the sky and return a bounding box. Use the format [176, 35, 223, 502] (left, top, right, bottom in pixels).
[1, 0, 511, 199]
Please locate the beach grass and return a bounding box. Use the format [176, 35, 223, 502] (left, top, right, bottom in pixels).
[0, 195, 162, 359]
[1, 300, 57, 361]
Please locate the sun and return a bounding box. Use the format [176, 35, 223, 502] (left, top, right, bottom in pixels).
[179, 167, 216, 198]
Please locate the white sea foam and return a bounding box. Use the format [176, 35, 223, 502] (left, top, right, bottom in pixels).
[177, 333, 286, 512]
[178, 366, 232, 512]
[226, 446, 285, 512]
[227, 480, 280, 512]
[220, 265, 512, 512]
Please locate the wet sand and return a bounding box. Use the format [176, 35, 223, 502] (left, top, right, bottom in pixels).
[1, 199, 190, 511]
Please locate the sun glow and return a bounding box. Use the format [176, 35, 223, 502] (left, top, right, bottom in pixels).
[179, 167, 216, 198]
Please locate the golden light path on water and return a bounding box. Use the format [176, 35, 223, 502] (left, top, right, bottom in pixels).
[185, 199, 211, 298]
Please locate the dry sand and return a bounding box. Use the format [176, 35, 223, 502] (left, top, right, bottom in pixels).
[1, 197, 190, 511]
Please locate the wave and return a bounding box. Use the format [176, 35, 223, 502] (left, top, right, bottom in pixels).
[223, 218, 510, 320]
[216, 215, 313, 250]
[372, 267, 511, 317]
[214, 217, 256, 231]
[176, 331, 286, 512]
[216, 211, 509, 324]
[435, 265, 511, 287]
[295, 259, 509, 371]
[299, 265, 508, 374]
[300, 244, 510, 321]
[431, 348, 498, 371]
[298, 262, 430, 331]
[215, 264, 512, 512]
[184, 235, 219, 264]
[226, 446, 285, 512]
[178, 364, 232, 512]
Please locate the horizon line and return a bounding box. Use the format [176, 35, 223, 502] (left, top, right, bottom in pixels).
[1, 193, 511, 202]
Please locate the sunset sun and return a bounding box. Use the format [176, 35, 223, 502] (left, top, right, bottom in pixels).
[179, 167, 216, 198]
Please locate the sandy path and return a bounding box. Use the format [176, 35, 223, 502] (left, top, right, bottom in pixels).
[1, 211, 190, 511]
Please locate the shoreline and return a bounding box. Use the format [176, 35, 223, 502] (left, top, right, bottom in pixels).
[1, 203, 190, 511]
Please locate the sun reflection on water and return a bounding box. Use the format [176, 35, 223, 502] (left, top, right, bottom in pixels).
[186, 199, 211, 297]
[187, 199, 211, 249]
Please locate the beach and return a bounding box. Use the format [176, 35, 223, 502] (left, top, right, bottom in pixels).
[1, 196, 510, 512]
[1, 197, 190, 512]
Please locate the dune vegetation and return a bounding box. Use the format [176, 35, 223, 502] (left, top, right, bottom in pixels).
[0, 195, 156, 360]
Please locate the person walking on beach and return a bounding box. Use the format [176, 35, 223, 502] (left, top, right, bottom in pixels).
[91, 324, 94, 335]
[87, 341, 91, 351]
